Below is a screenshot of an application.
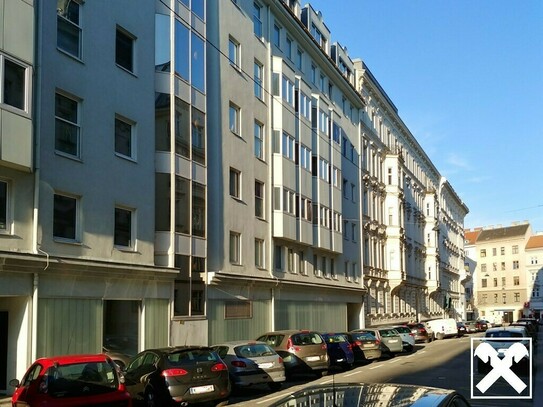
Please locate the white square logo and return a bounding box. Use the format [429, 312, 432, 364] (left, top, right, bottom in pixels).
[471, 337, 532, 399]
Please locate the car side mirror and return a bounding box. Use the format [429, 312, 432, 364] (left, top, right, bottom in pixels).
[9, 379, 20, 388]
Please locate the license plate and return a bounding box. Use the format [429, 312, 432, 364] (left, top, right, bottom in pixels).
[363, 344, 375, 348]
[258, 362, 273, 369]
[388, 339, 398, 343]
[306, 356, 320, 362]
[190, 385, 214, 395]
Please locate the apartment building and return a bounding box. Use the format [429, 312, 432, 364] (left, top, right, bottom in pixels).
[474, 223, 532, 324]
[463, 228, 481, 320]
[525, 233, 543, 319]
[354, 62, 468, 326]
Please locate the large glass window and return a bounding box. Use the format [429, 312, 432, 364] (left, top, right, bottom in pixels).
[155, 14, 170, 72]
[255, 180, 264, 218]
[116, 27, 134, 72]
[229, 103, 240, 135]
[254, 61, 263, 99]
[191, 107, 205, 164]
[254, 121, 263, 159]
[191, 32, 205, 92]
[174, 20, 190, 80]
[174, 255, 206, 317]
[230, 231, 241, 264]
[175, 98, 190, 158]
[175, 176, 190, 234]
[57, 0, 81, 58]
[192, 0, 205, 20]
[228, 37, 240, 68]
[192, 182, 205, 237]
[53, 194, 77, 241]
[230, 168, 241, 199]
[253, 3, 263, 38]
[255, 239, 264, 268]
[55, 93, 80, 157]
[155, 92, 170, 152]
[155, 173, 171, 231]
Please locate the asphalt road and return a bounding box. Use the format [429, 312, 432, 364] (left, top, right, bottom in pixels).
[228, 330, 542, 407]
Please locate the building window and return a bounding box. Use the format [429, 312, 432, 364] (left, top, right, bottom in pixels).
[493, 278, 498, 287]
[53, 194, 78, 241]
[319, 158, 330, 182]
[273, 24, 281, 48]
[225, 301, 252, 319]
[481, 278, 487, 288]
[501, 262, 506, 271]
[114, 207, 133, 248]
[514, 276, 520, 286]
[299, 92, 311, 120]
[299, 251, 306, 275]
[282, 189, 296, 215]
[255, 180, 264, 218]
[254, 61, 263, 99]
[229, 168, 241, 199]
[481, 264, 487, 273]
[296, 49, 303, 70]
[513, 260, 519, 270]
[254, 121, 264, 159]
[192, 182, 206, 238]
[281, 132, 295, 161]
[255, 238, 265, 269]
[116, 27, 134, 72]
[288, 248, 294, 273]
[275, 245, 282, 270]
[191, 32, 205, 92]
[57, 0, 81, 58]
[285, 37, 292, 60]
[300, 145, 311, 171]
[514, 292, 520, 302]
[55, 92, 80, 157]
[115, 116, 134, 159]
[494, 294, 498, 303]
[512, 245, 519, 254]
[2, 57, 28, 111]
[480, 249, 486, 258]
[0, 180, 8, 232]
[228, 36, 240, 68]
[229, 231, 241, 264]
[502, 293, 507, 304]
[174, 20, 189, 80]
[253, 2, 263, 38]
[191, 107, 205, 165]
[229, 103, 240, 135]
[282, 76, 295, 107]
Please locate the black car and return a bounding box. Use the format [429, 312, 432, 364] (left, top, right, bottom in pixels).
[457, 322, 467, 337]
[124, 346, 231, 406]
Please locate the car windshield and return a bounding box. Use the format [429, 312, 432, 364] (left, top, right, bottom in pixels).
[234, 344, 275, 358]
[352, 332, 376, 341]
[486, 331, 523, 338]
[44, 361, 119, 397]
[323, 334, 347, 343]
[394, 327, 410, 334]
[257, 334, 284, 347]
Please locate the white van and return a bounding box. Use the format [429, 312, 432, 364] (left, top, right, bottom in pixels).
[425, 318, 457, 340]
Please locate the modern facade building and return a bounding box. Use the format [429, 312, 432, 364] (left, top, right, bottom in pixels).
[0, 0, 469, 395]
[473, 222, 532, 324]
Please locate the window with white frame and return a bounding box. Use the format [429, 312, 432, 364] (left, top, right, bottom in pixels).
[0, 180, 8, 232]
[254, 121, 264, 159]
[228, 36, 240, 68]
[255, 238, 265, 268]
[296, 48, 303, 71]
[288, 248, 295, 273]
[1, 56, 28, 111]
[116, 27, 135, 73]
[282, 189, 296, 215]
[255, 180, 264, 218]
[57, 0, 81, 58]
[319, 109, 328, 135]
[229, 102, 240, 135]
[300, 196, 312, 221]
[254, 60, 263, 99]
[332, 167, 340, 188]
[53, 193, 78, 241]
[55, 92, 80, 157]
[319, 158, 330, 182]
[299, 92, 311, 120]
[253, 2, 263, 38]
[114, 207, 133, 248]
[300, 145, 311, 171]
[282, 132, 295, 161]
[282, 76, 295, 107]
[229, 231, 241, 264]
[115, 116, 134, 159]
[273, 24, 281, 48]
[229, 168, 241, 199]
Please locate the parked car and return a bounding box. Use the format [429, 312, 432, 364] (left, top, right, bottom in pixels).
[212, 340, 285, 390]
[343, 331, 382, 363]
[123, 346, 230, 406]
[268, 382, 471, 407]
[426, 318, 458, 340]
[517, 317, 539, 332]
[478, 326, 532, 375]
[456, 321, 467, 337]
[10, 354, 132, 407]
[103, 346, 132, 370]
[510, 321, 538, 344]
[353, 328, 403, 357]
[422, 321, 436, 341]
[320, 333, 354, 370]
[475, 319, 489, 331]
[406, 322, 431, 343]
[390, 325, 415, 352]
[464, 321, 478, 333]
[256, 330, 329, 377]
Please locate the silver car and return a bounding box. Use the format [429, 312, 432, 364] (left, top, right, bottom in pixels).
[212, 340, 285, 390]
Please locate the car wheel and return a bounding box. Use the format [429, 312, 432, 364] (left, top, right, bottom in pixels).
[436, 333, 444, 340]
[145, 390, 156, 407]
[268, 382, 282, 391]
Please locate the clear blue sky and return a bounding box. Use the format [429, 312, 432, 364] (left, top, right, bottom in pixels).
[308, 0, 543, 232]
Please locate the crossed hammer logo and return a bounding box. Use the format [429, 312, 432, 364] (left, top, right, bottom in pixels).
[474, 342, 529, 394]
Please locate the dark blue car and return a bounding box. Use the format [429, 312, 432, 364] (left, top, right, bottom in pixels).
[321, 333, 354, 370]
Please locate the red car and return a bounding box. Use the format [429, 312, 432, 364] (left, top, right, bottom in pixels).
[10, 354, 132, 406]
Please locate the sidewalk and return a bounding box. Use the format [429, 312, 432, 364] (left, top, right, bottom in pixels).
[0, 396, 9, 406]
